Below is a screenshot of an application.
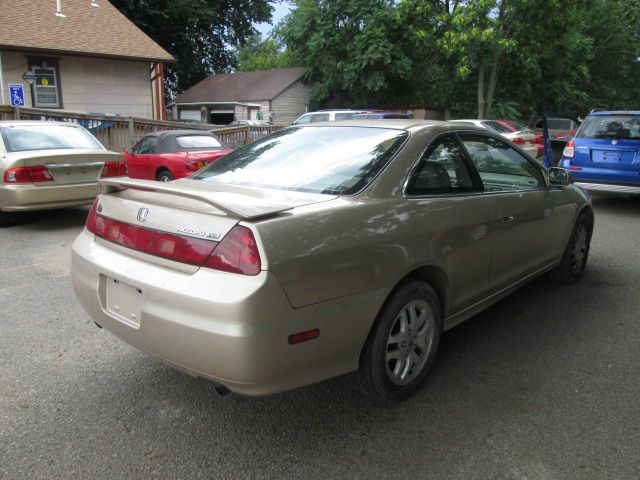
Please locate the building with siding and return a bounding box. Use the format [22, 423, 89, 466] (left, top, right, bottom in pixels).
[0, 0, 174, 119]
[169, 67, 309, 125]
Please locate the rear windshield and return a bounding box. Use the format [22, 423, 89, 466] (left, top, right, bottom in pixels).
[577, 115, 640, 140]
[1, 124, 103, 152]
[192, 126, 408, 195]
[176, 135, 223, 149]
[506, 121, 531, 133]
[481, 121, 512, 134]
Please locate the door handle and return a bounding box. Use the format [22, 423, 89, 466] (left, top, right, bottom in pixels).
[502, 215, 515, 222]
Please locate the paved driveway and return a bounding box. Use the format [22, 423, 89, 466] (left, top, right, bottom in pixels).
[1, 195, 639, 479]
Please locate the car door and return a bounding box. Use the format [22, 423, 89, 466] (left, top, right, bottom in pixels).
[404, 134, 494, 313]
[458, 132, 573, 289]
[127, 135, 158, 179]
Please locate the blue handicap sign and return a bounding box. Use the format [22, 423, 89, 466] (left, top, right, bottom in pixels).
[9, 83, 25, 107]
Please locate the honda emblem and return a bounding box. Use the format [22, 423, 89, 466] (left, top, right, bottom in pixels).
[137, 208, 149, 222]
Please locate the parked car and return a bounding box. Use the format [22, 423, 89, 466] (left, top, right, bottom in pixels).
[530, 115, 581, 166]
[122, 130, 231, 182]
[0, 121, 125, 227]
[451, 119, 539, 158]
[71, 121, 593, 400]
[229, 120, 272, 126]
[559, 110, 640, 194]
[292, 110, 365, 124]
[495, 120, 544, 157]
[351, 112, 412, 119]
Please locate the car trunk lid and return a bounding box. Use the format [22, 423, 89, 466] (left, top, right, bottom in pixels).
[93, 177, 337, 271]
[17, 150, 123, 186]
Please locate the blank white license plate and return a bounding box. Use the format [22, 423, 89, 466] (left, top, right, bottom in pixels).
[105, 278, 143, 328]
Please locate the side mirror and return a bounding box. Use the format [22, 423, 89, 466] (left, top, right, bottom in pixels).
[548, 167, 571, 186]
[125, 148, 134, 155]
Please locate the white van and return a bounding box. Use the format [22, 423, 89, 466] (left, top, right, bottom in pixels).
[293, 110, 365, 125]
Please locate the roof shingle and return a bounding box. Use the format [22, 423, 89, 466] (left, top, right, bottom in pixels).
[173, 67, 307, 103]
[0, 0, 174, 62]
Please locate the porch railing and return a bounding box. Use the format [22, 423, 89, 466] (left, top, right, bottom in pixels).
[0, 106, 286, 151]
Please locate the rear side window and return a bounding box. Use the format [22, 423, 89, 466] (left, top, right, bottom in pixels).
[335, 112, 353, 120]
[406, 135, 475, 195]
[176, 135, 222, 149]
[460, 134, 544, 192]
[136, 136, 158, 154]
[577, 115, 640, 140]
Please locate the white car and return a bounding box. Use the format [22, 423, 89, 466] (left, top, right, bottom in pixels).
[451, 119, 539, 159]
[293, 110, 366, 125]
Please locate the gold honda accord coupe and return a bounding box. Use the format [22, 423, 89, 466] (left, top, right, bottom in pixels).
[0, 121, 125, 226]
[71, 120, 593, 400]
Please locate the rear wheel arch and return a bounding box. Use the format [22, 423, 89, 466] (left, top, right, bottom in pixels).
[156, 167, 174, 182]
[358, 265, 449, 359]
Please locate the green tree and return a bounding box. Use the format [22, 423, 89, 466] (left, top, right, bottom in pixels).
[236, 34, 296, 71]
[110, 0, 273, 96]
[277, 0, 415, 108]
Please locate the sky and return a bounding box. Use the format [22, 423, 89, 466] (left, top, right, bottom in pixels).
[255, 1, 293, 37]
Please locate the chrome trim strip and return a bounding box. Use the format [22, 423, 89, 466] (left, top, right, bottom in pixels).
[45, 162, 105, 169]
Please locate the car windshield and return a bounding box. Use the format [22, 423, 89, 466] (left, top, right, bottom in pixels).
[577, 115, 640, 140]
[1, 124, 103, 152]
[192, 126, 408, 194]
[176, 135, 223, 149]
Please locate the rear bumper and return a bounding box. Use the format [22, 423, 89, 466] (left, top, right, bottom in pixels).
[0, 182, 98, 212]
[560, 158, 640, 193]
[573, 182, 640, 194]
[71, 230, 387, 395]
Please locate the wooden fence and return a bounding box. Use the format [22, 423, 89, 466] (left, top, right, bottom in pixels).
[0, 106, 286, 151]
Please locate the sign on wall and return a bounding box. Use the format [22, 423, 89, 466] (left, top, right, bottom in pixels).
[9, 84, 25, 107]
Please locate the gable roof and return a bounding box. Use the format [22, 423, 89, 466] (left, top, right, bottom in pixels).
[0, 0, 174, 63]
[173, 67, 307, 104]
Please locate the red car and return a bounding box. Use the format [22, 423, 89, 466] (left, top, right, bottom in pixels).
[122, 130, 231, 181]
[495, 119, 545, 157]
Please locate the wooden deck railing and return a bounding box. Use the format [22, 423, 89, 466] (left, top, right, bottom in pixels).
[0, 106, 286, 151]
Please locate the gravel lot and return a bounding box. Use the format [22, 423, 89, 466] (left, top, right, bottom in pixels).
[1, 194, 639, 480]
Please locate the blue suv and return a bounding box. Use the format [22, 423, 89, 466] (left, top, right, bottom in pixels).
[559, 111, 640, 194]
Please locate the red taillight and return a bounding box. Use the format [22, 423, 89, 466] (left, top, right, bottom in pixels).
[512, 138, 525, 145]
[563, 140, 575, 158]
[86, 201, 261, 275]
[86, 201, 217, 265]
[101, 161, 127, 177]
[203, 225, 261, 275]
[288, 329, 320, 345]
[3, 166, 53, 183]
[185, 160, 207, 171]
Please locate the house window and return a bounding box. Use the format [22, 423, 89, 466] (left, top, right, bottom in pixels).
[27, 57, 63, 108]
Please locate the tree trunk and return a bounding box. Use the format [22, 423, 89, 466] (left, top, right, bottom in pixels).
[477, 63, 486, 119]
[485, 49, 502, 118]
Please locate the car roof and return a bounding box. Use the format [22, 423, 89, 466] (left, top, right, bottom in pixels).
[0, 120, 81, 127]
[588, 111, 640, 116]
[296, 119, 472, 131]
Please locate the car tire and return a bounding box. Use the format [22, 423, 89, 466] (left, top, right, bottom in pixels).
[550, 211, 593, 284]
[354, 280, 442, 402]
[156, 169, 175, 182]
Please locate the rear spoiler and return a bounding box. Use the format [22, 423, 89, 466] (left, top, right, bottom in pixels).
[99, 177, 295, 219]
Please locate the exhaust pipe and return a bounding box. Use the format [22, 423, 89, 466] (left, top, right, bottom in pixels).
[214, 384, 231, 396]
